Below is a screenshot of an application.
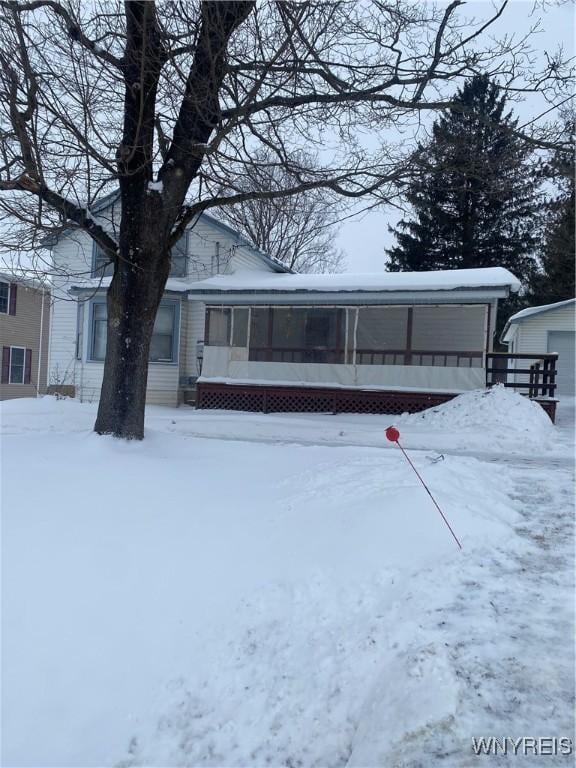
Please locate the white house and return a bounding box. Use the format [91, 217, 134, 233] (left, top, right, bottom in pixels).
[46, 193, 289, 405]
[47, 193, 536, 416]
[501, 298, 575, 397]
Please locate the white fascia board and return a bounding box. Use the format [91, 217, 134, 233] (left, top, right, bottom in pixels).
[187, 288, 509, 305]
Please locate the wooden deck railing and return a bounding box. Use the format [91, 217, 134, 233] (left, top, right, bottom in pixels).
[486, 352, 558, 398]
[249, 347, 483, 367]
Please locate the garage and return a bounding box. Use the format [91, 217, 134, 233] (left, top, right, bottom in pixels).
[548, 330, 575, 396]
[501, 298, 575, 399]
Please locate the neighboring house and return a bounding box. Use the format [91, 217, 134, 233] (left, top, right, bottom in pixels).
[501, 298, 575, 397]
[188, 268, 523, 415]
[0, 272, 50, 400]
[46, 193, 289, 405]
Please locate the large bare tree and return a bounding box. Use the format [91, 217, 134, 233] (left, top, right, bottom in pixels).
[217, 149, 345, 272]
[0, 0, 572, 438]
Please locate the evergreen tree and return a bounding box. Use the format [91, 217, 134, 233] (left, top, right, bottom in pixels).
[528, 119, 575, 305]
[386, 74, 540, 282]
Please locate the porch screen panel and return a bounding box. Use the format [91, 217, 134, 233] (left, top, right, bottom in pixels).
[249, 307, 270, 360]
[271, 308, 306, 349]
[206, 307, 231, 346]
[232, 308, 249, 347]
[356, 307, 409, 365]
[345, 308, 356, 364]
[412, 305, 485, 366]
[249, 307, 344, 363]
[302, 308, 344, 364]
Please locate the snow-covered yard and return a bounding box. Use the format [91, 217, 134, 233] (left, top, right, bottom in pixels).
[1, 388, 574, 767]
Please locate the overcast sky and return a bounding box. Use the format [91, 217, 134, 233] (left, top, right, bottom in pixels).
[337, 0, 575, 273]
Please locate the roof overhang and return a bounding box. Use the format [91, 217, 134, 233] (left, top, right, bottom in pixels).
[187, 287, 510, 305]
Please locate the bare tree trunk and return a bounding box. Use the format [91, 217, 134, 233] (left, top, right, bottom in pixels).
[94, 201, 170, 439]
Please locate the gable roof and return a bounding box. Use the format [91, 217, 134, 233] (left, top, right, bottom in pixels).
[501, 298, 576, 342]
[43, 190, 290, 273]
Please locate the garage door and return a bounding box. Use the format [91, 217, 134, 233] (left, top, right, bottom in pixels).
[548, 331, 575, 396]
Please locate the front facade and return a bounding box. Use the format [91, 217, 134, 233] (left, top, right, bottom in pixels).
[47, 196, 288, 405]
[501, 299, 575, 397]
[47, 194, 527, 415]
[0, 273, 50, 400]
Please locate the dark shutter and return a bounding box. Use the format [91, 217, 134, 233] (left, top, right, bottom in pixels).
[8, 284, 16, 315]
[24, 349, 32, 384]
[1, 347, 10, 383]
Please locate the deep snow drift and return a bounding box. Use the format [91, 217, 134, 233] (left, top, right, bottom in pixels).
[1, 390, 573, 767]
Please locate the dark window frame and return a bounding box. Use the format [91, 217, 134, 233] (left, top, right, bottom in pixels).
[9, 346, 26, 384]
[0, 281, 10, 314]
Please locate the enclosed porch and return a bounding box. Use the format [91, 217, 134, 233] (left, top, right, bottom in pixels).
[197, 302, 492, 413]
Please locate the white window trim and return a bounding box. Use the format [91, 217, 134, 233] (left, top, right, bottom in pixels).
[9, 346, 26, 384]
[0, 281, 10, 314]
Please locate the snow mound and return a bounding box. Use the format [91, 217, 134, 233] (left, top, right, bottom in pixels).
[397, 386, 554, 438]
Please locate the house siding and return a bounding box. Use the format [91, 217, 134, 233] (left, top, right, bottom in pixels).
[511, 303, 575, 353]
[507, 303, 575, 396]
[0, 279, 50, 400]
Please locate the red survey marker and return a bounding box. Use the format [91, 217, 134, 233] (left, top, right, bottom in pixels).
[385, 426, 462, 550]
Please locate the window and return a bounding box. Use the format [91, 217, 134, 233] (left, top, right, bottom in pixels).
[150, 304, 177, 362]
[91, 303, 107, 360]
[90, 301, 179, 363]
[206, 307, 231, 346]
[9, 347, 25, 384]
[93, 244, 113, 277]
[76, 302, 85, 360]
[0, 281, 9, 313]
[211, 242, 221, 274]
[171, 235, 188, 278]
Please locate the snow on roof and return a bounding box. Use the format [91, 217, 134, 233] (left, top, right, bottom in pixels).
[186, 267, 521, 294]
[506, 297, 575, 323]
[69, 277, 198, 293]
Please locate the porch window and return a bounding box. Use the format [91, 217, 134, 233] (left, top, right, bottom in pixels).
[249, 307, 345, 363]
[90, 300, 179, 362]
